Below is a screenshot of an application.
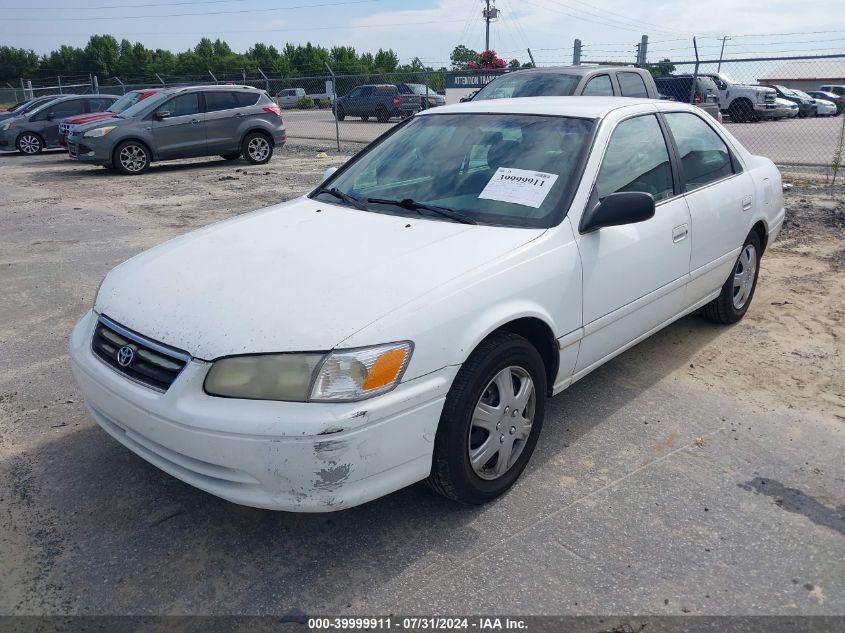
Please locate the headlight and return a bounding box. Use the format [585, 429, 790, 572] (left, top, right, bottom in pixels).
[0, 122, 11, 132]
[83, 126, 116, 138]
[757, 92, 767, 103]
[204, 342, 413, 402]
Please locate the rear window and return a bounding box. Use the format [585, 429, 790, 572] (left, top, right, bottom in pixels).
[205, 91, 238, 112]
[618, 72, 649, 98]
[474, 72, 581, 100]
[235, 91, 260, 107]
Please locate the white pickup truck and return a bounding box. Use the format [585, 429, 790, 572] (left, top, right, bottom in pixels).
[700, 72, 777, 122]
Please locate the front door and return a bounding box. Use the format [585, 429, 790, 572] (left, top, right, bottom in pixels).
[575, 113, 692, 375]
[151, 92, 205, 159]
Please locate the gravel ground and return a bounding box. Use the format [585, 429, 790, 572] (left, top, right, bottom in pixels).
[0, 144, 843, 620]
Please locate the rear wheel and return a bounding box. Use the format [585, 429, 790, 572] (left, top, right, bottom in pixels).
[702, 230, 762, 324]
[16, 132, 43, 155]
[375, 105, 390, 123]
[113, 140, 150, 175]
[427, 332, 547, 505]
[334, 105, 345, 121]
[242, 132, 273, 165]
[361, 116, 369, 122]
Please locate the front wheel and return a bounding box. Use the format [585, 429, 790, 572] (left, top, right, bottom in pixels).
[16, 132, 43, 155]
[242, 132, 273, 165]
[702, 230, 762, 324]
[427, 332, 547, 505]
[113, 140, 150, 175]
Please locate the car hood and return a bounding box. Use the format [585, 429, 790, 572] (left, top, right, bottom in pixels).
[63, 112, 117, 126]
[95, 197, 545, 359]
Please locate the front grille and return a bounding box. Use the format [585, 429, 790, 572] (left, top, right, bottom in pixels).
[59, 123, 70, 136]
[91, 315, 191, 392]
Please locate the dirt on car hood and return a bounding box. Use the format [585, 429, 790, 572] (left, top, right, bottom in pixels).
[95, 196, 545, 359]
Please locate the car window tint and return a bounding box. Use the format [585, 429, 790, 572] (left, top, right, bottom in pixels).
[474, 73, 581, 100]
[234, 91, 260, 107]
[160, 93, 200, 117]
[582, 75, 614, 96]
[618, 72, 649, 98]
[50, 99, 86, 118]
[596, 114, 673, 201]
[664, 112, 734, 191]
[205, 91, 238, 112]
[362, 87, 374, 96]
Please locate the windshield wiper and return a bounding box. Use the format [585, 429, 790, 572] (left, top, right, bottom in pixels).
[366, 197, 477, 225]
[312, 187, 368, 211]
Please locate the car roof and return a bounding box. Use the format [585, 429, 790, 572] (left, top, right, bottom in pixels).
[421, 96, 697, 119]
[160, 84, 264, 94]
[501, 65, 641, 76]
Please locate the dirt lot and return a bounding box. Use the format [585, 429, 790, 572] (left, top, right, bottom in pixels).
[0, 145, 843, 619]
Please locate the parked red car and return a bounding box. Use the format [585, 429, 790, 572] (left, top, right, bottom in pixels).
[58, 88, 161, 146]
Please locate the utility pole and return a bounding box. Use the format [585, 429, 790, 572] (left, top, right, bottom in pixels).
[573, 39, 582, 65]
[639, 35, 648, 66]
[717, 35, 731, 72]
[481, 0, 499, 51]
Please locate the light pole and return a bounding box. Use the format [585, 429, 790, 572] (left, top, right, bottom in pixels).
[482, 0, 499, 51]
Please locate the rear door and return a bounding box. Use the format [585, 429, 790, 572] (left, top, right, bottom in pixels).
[151, 92, 206, 159]
[617, 72, 650, 98]
[580, 74, 615, 96]
[661, 110, 753, 305]
[203, 91, 242, 154]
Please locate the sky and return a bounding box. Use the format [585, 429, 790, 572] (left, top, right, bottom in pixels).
[1, 0, 845, 69]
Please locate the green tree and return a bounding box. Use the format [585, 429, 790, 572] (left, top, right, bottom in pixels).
[647, 58, 675, 78]
[373, 48, 399, 73]
[0, 46, 40, 78]
[450, 44, 478, 70]
[84, 34, 120, 76]
[508, 58, 521, 69]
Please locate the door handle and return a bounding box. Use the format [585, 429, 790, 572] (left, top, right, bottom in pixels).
[190, 118, 200, 125]
[235, 112, 245, 118]
[672, 224, 689, 243]
[741, 194, 753, 211]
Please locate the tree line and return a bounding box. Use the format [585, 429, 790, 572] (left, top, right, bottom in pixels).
[0, 35, 449, 82]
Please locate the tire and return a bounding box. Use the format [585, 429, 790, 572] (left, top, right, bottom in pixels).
[113, 140, 150, 175]
[16, 132, 43, 155]
[361, 116, 369, 122]
[702, 230, 762, 324]
[427, 332, 547, 505]
[242, 132, 273, 165]
[220, 152, 241, 160]
[334, 105, 345, 121]
[728, 99, 754, 123]
[375, 105, 390, 123]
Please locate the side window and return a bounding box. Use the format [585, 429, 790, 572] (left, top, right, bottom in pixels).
[49, 99, 86, 119]
[361, 87, 374, 97]
[618, 72, 649, 98]
[347, 88, 361, 99]
[582, 75, 614, 96]
[204, 91, 238, 112]
[595, 115, 674, 201]
[159, 93, 199, 117]
[664, 112, 734, 191]
[234, 91, 260, 107]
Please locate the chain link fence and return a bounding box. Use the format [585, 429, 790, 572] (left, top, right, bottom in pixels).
[4, 55, 844, 174]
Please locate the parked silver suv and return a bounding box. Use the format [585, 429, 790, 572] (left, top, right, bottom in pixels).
[66, 85, 285, 175]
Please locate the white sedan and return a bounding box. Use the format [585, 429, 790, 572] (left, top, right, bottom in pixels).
[70, 97, 785, 511]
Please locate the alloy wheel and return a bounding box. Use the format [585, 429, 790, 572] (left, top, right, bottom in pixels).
[468, 366, 536, 480]
[18, 134, 41, 154]
[732, 243, 758, 310]
[247, 136, 270, 162]
[119, 145, 148, 173]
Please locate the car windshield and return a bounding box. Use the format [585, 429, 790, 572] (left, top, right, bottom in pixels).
[312, 113, 595, 228]
[473, 73, 581, 100]
[109, 91, 148, 113]
[406, 84, 434, 95]
[119, 90, 170, 118]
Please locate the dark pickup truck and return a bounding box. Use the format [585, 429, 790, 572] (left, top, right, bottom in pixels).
[333, 84, 421, 122]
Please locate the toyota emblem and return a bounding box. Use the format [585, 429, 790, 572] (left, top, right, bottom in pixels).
[116, 345, 135, 367]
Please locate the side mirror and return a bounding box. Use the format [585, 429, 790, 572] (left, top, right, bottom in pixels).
[580, 191, 655, 233]
[321, 166, 337, 183]
[155, 110, 171, 120]
[46, 111, 55, 120]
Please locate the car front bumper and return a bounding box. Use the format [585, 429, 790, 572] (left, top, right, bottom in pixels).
[0, 128, 15, 149]
[69, 310, 455, 512]
[66, 133, 114, 164]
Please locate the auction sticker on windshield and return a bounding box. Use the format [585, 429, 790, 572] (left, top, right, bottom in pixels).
[478, 167, 559, 208]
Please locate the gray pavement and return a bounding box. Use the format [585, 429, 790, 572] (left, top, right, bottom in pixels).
[283, 108, 844, 166]
[0, 149, 842, 618]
